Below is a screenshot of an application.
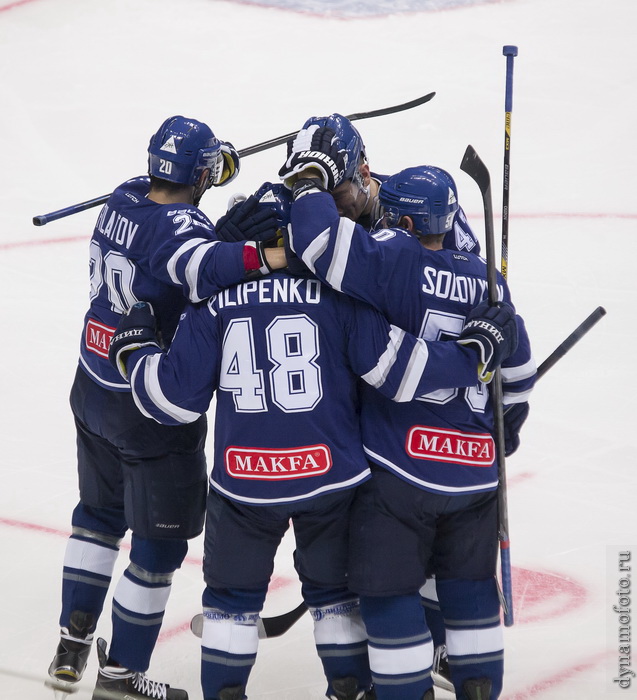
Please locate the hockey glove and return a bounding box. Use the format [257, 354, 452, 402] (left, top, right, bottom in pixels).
[503, 401, 530, 456]
[458, 300, 518, 382]
[214, 141, 240, 187]
[278, 126, 347, 191]
[215, 194, 280, 243]
[108, 302, 160, 380]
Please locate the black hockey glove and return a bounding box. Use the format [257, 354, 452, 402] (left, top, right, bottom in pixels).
[458, 300, 518, 382]
[215, 194, 280, 243]
[108, 302, 160, 380]
[503, 401, 530, 456]
[278, 126, 347, 191]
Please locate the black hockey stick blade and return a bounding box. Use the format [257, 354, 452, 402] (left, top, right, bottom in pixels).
[237, 92, 436, 157]
[260, 601, 308, 637]
[190, 602, 308, 640]
[460, 144, 491, 195]
[460, 145, 498, 305]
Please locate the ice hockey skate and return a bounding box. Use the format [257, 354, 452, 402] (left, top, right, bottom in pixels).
[329, 676, 376, 699]
[218, 686, 245, 700]
[48, 610, 95, 686]
[91, 638, 188, 700]
[463, 677, 492, 700]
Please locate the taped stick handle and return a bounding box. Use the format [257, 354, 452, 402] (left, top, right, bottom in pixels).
[33, 92, 436, 226]
[503, 45, 518, 112]
[501, 44, 518, 280]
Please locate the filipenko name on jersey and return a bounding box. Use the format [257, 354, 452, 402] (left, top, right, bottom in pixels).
[211, 276, 323, 311]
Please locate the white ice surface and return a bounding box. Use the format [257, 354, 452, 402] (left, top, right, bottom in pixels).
[1, 0, 636, 697]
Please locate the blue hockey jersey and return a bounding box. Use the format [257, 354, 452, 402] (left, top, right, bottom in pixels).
[288, 190, 536, 495]
[79, 177, 249, 390]
[122, 273, 484, 505]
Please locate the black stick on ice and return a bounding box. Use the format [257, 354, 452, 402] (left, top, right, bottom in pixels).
[190, 601, 308, 640]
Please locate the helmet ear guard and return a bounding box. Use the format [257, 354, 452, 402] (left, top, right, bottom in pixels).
[378, 165, 459, 237]
[148, 115, 223, 187]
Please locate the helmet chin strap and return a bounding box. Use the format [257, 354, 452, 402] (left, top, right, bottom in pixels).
[352, 170, 371, 215]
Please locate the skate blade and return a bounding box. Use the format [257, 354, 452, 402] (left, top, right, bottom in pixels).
[44, 678, 80, 696]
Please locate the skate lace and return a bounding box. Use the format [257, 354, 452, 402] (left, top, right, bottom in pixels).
[432, 644, 448, 674]
[132, 672, 168, 699]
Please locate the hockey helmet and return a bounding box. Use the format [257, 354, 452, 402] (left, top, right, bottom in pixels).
[148, 116, 224, 188]
[254, 181, 292, 236]
[301, 113, 366, 182]
[378, 166, 459, 236]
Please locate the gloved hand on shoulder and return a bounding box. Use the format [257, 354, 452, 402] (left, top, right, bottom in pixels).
[215, 194, 280, 243]
[278, 126, 347, 191]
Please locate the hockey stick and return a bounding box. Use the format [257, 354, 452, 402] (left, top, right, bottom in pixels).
[535, 306, 606, 380]
[501, 45, 518, 280]
[190, 601, 308, 640]
[503, 305, 607, 419]
[459, 144, 514, 627]
[32, 92, 436, 226]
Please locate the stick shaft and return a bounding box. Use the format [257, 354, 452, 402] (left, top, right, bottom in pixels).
[33, 92, 436, 226]
[460, 145, 513, 626]
[536, 306, 606, 380]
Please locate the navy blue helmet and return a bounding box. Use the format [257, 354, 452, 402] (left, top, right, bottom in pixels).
[148, 116, 224, 188]
[301, 113, 366, 182]
[254, 181, 292, 236]
[378, 166, 459, 236]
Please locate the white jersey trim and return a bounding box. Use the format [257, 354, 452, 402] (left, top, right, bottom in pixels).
[139, 354, 202, 424]
[361, 325, 405, 390]
[79, 356, 129, 391]
[209, 469, 370, 505]
[363, 447, 498, 494]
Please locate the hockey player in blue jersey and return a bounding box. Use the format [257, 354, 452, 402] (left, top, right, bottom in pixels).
[48, 116, 289, 700]
[278, 129, 536, 699]
[213, 116, 483, 692]
[106, 184, 519, 700]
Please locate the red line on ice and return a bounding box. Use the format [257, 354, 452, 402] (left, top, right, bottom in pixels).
[0, 0, 40, 11]
[503, 652, 611, 698]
